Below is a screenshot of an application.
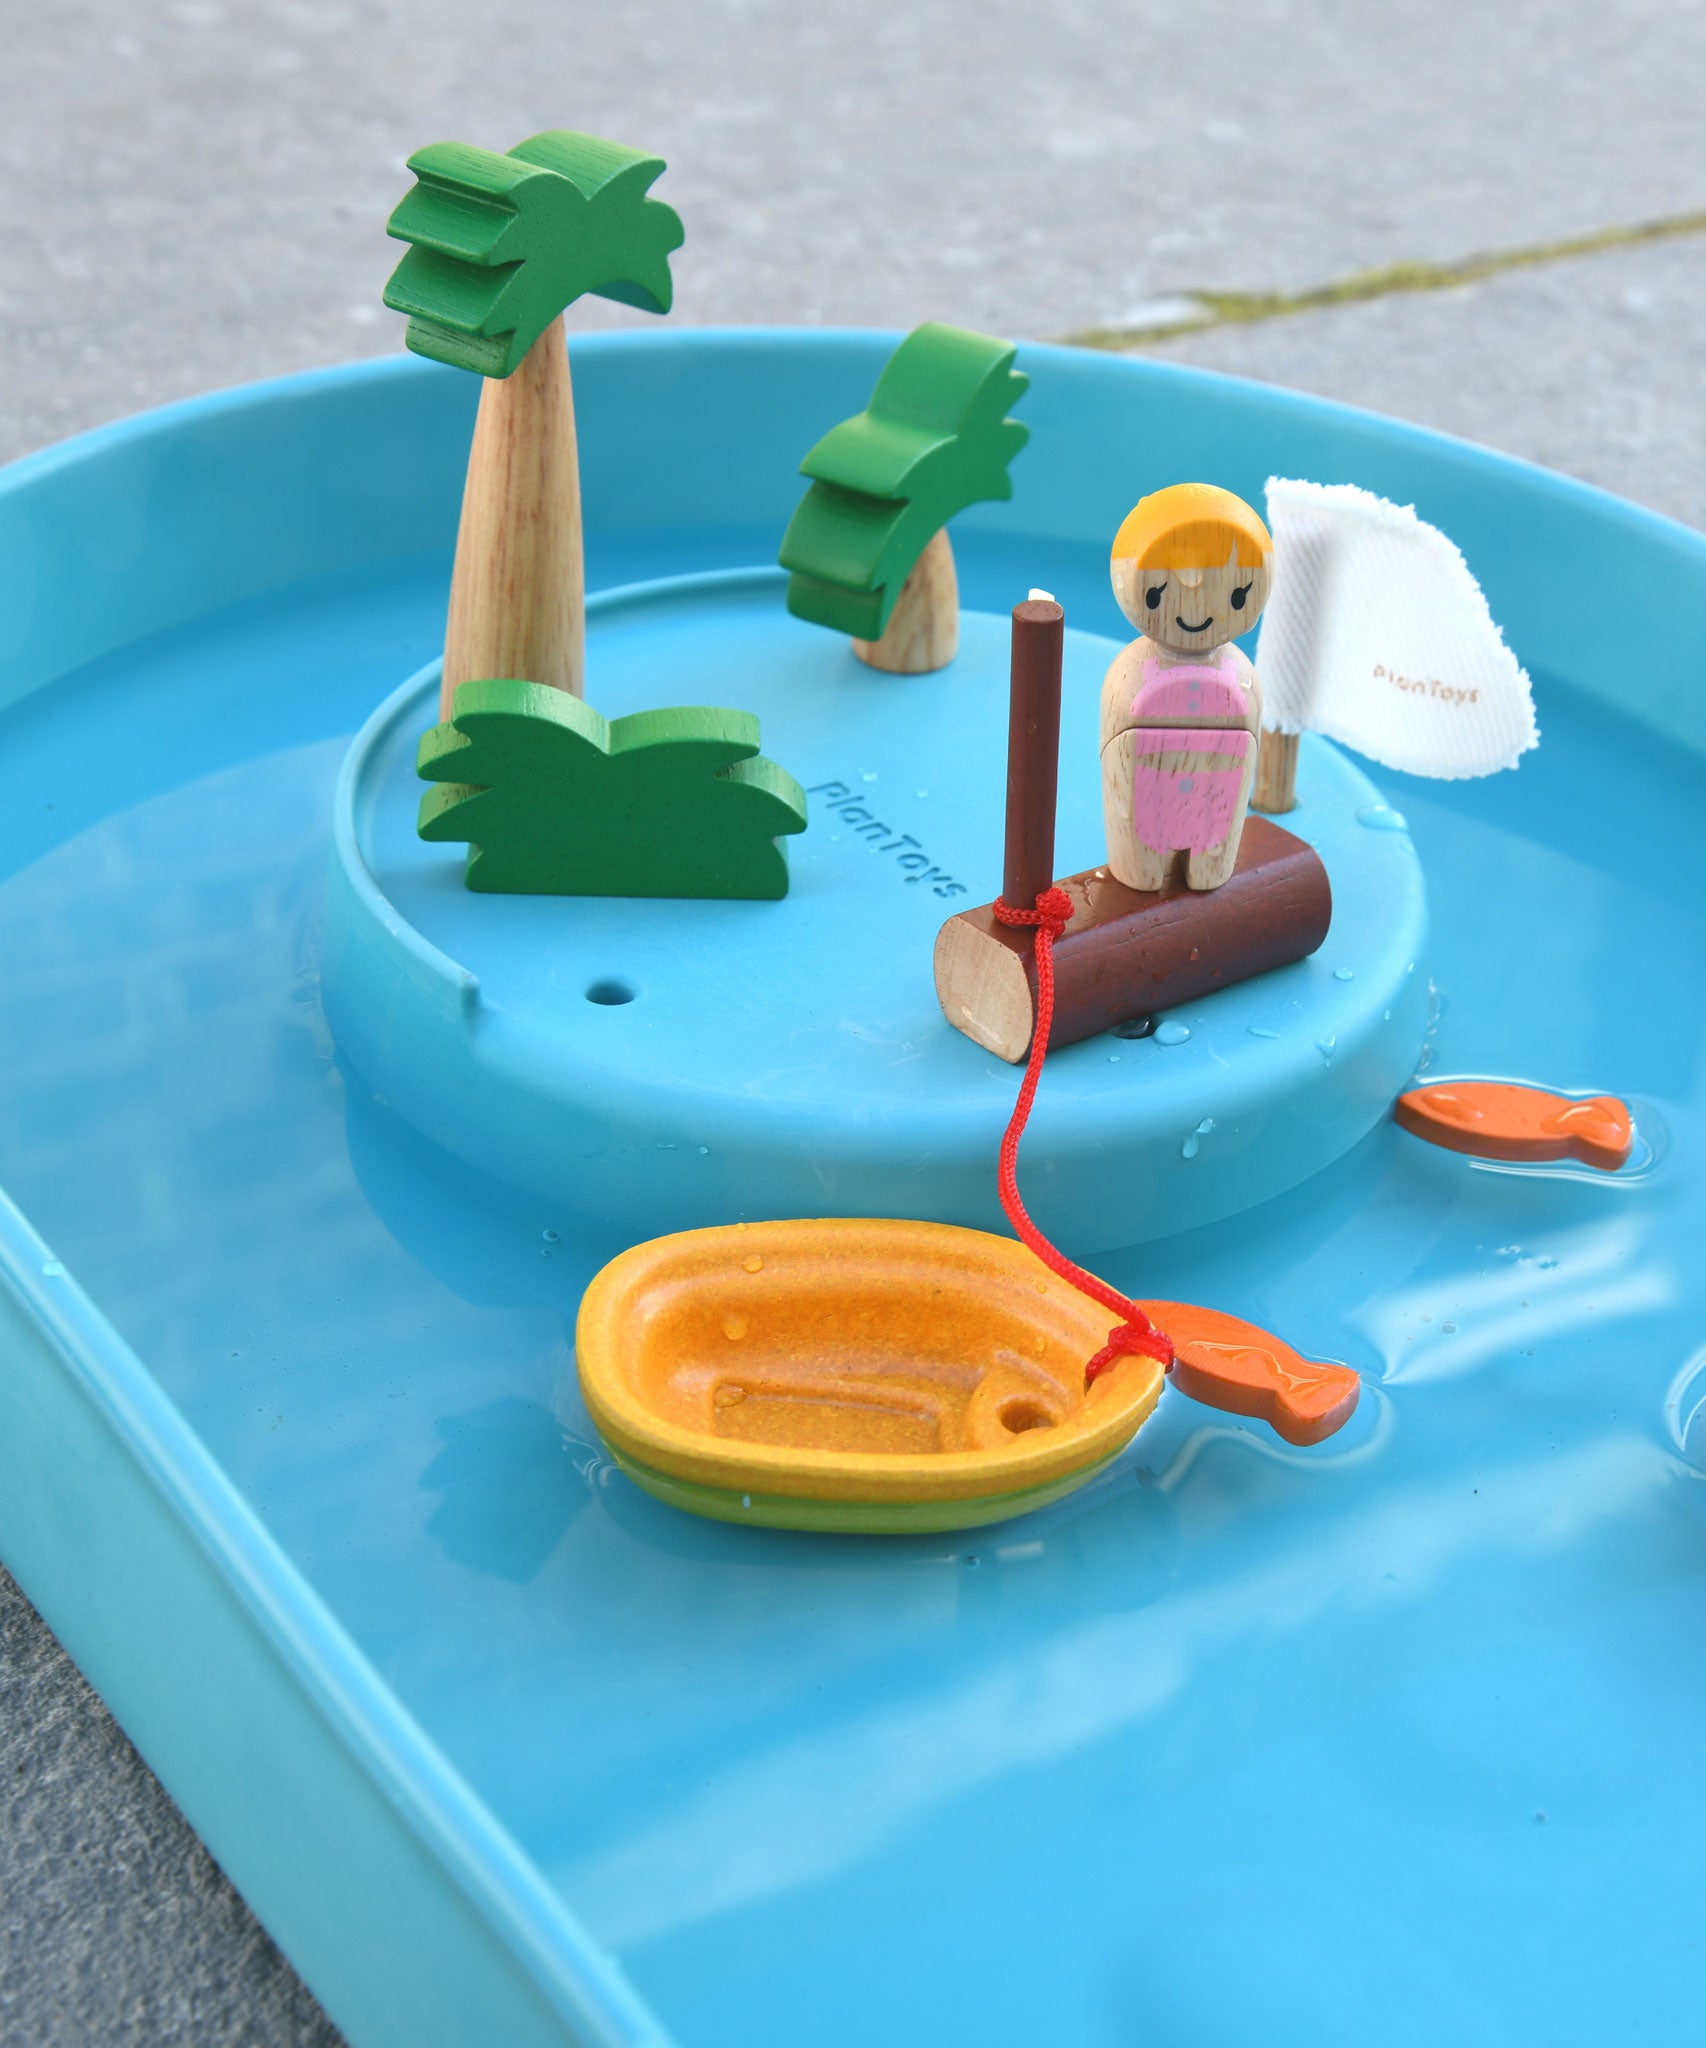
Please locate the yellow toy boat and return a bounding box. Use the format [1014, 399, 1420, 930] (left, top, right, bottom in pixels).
[576, 1217, 1357, 1533]
[577, 1217, 1164, 1532]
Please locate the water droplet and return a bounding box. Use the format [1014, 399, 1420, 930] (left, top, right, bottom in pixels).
[714, 1384, 747, 1408]
[915, 789, 930, 799]
[741, 1494, 753, 1510]
[1534, 1810, 1548, 1825]
[541, 1228, 561, 1243]
[1107, 1053, 1121, 1063]
[1248, 1025, 1281, 1040]
[1538, 1257, 1558, 1270]
[1442, 1321, 1457, 1333]
[1113, 1014, 1156, 1039]
[1383, 1009, 1391, 1021]
[1357, 804, 1409, 832]
[723, 1314, 749, 1341]
[861, 770, 878, 783]
[698, 1145, 710, 1156]
[1334, 966, 1354, 981]
[743, 1254, 764, 1273]
[964, 1554, 981, 1568]
[41, 1260, 65, 1278]
[1154, 1020, 1191, 1046]
[1316, 1036, 1337, 1058]
[1181, 1135, 1200, 1160]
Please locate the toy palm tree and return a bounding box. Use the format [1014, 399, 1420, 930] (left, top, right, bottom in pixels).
[778, 324, 1030, 674]
[384, 130, 684, 717]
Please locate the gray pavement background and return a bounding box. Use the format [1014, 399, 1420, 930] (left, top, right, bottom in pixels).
[3, 2, 1703, 2042]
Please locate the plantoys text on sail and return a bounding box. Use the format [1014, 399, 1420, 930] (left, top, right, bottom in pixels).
[1251, 477, 1540, 812]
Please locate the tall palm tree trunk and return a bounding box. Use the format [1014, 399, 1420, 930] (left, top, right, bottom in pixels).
[439, 314, 583, 718]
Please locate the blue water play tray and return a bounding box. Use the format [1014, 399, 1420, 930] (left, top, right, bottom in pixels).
[3, 330, 1705, 2048]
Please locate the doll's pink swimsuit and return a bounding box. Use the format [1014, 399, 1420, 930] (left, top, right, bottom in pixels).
[1127, 647, 1252, 854]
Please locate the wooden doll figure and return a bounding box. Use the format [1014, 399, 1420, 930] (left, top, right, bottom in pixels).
[1099, 484, 1274, 891]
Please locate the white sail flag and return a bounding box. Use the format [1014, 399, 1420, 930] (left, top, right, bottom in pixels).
[1258, 478, 1539, 778]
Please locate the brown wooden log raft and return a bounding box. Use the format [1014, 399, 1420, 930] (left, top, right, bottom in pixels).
[933, 596, 1332, 1064]
[934, 820, 1332, 1062]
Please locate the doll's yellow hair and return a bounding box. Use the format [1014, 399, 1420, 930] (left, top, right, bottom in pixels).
[1110, 483, 1272, 572]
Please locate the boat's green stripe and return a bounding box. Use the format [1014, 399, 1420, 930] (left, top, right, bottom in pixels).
[605, 1446, 1125, 1534]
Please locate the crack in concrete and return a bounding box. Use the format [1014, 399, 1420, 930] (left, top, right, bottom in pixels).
[1062, 207, 1706, 351]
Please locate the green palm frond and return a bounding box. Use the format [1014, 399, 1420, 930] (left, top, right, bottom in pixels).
[384, 130, 684, 377]
[778, 324, 1030, 639]
[418, 680, 807, 899]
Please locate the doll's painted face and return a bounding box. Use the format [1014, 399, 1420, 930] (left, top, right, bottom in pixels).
[1112, 555, 1272, 653]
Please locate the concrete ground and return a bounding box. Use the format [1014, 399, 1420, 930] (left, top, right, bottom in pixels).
[2, 2, 1702, 2041]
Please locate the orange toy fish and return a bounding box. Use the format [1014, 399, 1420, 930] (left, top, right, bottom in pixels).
[1395, 1080, 1633, 1173]
[1139, 1301, 1361, 1446]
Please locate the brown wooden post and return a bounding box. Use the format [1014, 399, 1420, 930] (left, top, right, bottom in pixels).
[1252, 727, 1300, 814]
[1003, 597, 1065, 910]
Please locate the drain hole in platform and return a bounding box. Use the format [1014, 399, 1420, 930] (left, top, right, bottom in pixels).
[585, 979, 636, 1006]
[1001, 1398, 1056, 1435]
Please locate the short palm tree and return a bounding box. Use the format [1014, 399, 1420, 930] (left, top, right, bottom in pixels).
[778, 324, 1030, 673]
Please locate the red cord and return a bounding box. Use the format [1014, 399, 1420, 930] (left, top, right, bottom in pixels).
[992, 888, 1174, 1389]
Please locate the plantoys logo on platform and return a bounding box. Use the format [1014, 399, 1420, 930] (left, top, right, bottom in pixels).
[1374, 663, 1481, 709]
[808, 781, 968, 898]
